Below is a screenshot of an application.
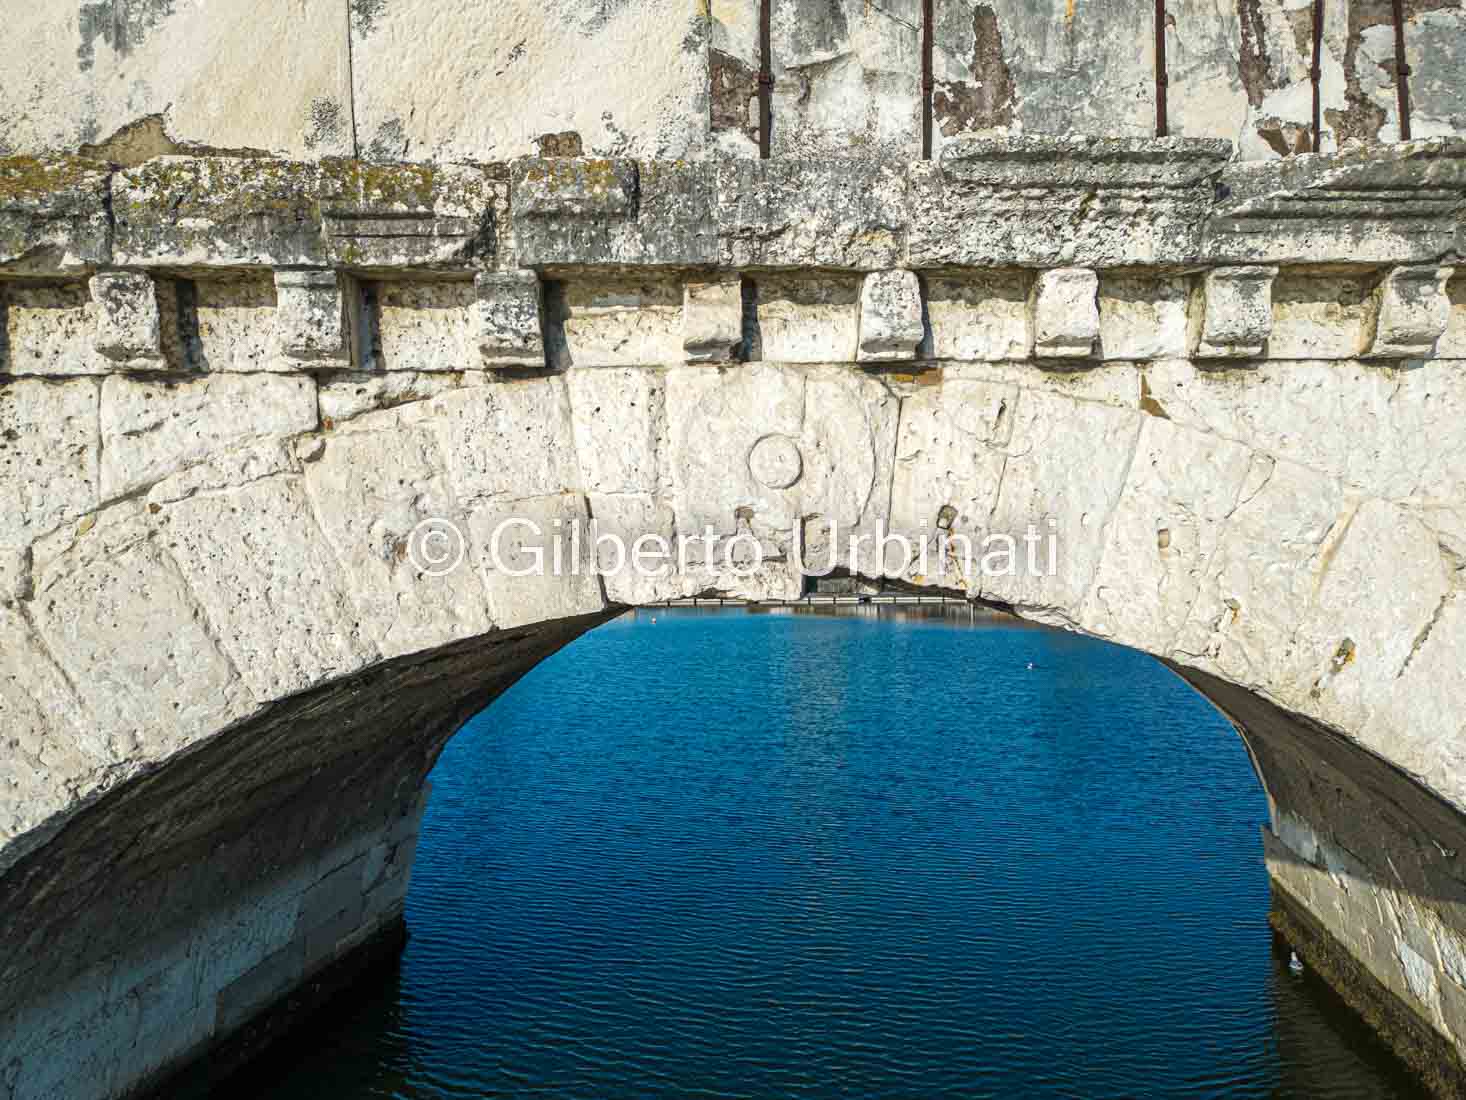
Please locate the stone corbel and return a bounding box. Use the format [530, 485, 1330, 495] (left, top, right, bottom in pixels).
[683, 276, 743, 363]
[477, 270, 545, 367]
[857, 270, 924, 362]
[90, 270, 163, 364]
[1190, 266, 1278, 359]
[1029, 268, 1099, 359]
[1361, 266, 1454, 358]
[274, 269, 348, 363]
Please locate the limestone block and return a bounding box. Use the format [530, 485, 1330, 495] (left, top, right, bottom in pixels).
[159, 475, 377, 700]
[1142, 358, 1466, 506]
[467, 493, 606, 628]
[1267, 274, 1373, 359]
[857, 270, 924, 363]
[924, 273, 1030, 361]
[889, 378, 1013, 590]
[1, 282, 113, 377]
[0, 1, 352, 159]
[770, 0, 920, 160]
[513, 159, 717, 269]
[100, 374, 317, 499]
[683, 278, 744, 364]
[801, 366, 901, 548]
[302, 425, 493, 660]
[1190, 266, 1278, 359]
[1164, 0, 1361, 159]
[946, 361, 1141, 411]
[1081, 418, 1255, 651]
[1172, 456, 1344, 695]
[0, 378, 100, 544]
[665, 364, 898, 582]
[1361, 266, 1454, 358]
[1206, 142, 1466, 266]
[193, 276, 281, 373]
[1372, 593, 1466, 808]
[566, 369, 665, 496]
[979, 391, 1142, 622]
[666, 364, 807, 539]
[0, 157, 112, 272]
[320, 161, 504, 270]
[376, 281, 476, 373]
[88, 271, 162, 364]
[0, 606, 100, 870]
[581, 492, 682, 606]
[273, 270, 347, 363]
[753, 276, 861, 363]
[112, 158, 327, 268]
[420, 380, 580, 506]
[29, 521, 254, 762]
[554, 278, 682, 369]
[476, 270, 544, 367]
[1029, 268, 1099, 359]
[1292, 500, 1452, 732]
[717, 159, 907, 270]
[513, 159, 638, 219]
[349, 0, 710, 162]
[912, 139, 1229, 268]
[318, 372, 481, 427]
[1096, 275, 1190, 361]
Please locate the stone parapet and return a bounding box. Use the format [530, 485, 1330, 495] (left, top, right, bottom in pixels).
[1, 140, 1462, 281]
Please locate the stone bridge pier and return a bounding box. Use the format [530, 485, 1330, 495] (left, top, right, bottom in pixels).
[2, 4, 1466, 1095]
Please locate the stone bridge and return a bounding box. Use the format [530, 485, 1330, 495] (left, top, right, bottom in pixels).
[4, 3, 1466, 1099]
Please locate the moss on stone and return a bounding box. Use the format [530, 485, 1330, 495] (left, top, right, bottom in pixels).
[0, 157, 107, 204]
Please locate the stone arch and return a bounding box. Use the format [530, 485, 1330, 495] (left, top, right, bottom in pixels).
[4, 353, 1466, 1098]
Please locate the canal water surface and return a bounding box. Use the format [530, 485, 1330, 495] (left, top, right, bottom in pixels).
[230, 607, 1428, 1099]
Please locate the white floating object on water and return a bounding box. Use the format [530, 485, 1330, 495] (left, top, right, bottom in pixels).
[1289, 951, 1304, 975]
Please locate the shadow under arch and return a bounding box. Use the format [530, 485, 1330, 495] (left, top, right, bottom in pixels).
[4, 598, 1466, 1099]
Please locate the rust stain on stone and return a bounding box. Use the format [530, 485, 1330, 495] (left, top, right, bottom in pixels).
[535, 131, 584, 157]
[710, 49, 761, 143]
[1325, 0, 1394, 147]
[1236, 0, 1272, 108]
[1139, 374, 1171, 419]
[77, 114, 269, 167]
[932, 4, 1016, 136]
[1256, 117, 1313, 156]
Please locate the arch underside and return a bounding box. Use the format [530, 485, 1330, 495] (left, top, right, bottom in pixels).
[4, 601, 1466, 1098]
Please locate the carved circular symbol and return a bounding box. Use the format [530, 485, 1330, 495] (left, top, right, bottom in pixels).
[748, 434, 803, 489]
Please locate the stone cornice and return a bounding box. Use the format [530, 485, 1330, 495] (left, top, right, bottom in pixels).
[1, 138, 1464, 277]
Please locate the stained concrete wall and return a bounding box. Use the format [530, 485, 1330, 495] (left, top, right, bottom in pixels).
[4, 1, 1465, 163]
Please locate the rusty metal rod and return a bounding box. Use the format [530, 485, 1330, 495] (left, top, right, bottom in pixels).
[922, 0, 935, 159]
[1392, 0, 1413, 140]
[759, 0, 773, 159]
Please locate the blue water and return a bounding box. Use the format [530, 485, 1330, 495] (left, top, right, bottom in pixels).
[240, 607, 1426, 1099]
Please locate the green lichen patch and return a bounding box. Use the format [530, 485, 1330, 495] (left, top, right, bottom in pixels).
[0, 157, 108, 205]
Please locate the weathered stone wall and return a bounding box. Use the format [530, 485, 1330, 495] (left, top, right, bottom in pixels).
[0, 613, 609, 1100]
[4, 56, 1466, 1098]
[4, 2, 1465, 163]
